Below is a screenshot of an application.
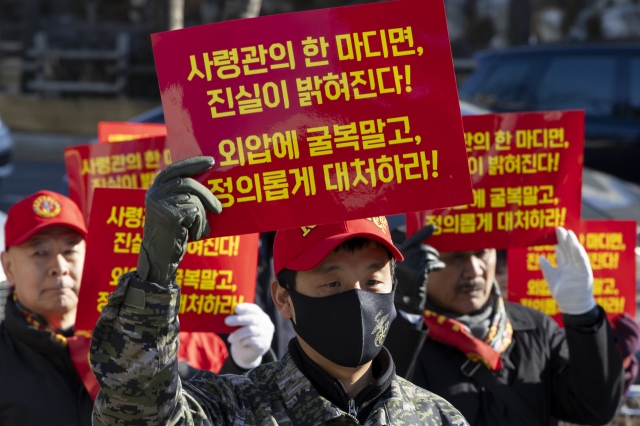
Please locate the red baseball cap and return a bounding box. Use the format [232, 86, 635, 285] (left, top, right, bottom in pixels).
[273, 217, 403, 275]
[5, 190, 88, 248]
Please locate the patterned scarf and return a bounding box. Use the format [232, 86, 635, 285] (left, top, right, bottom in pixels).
[13, 292, 99, 399]
[423, 287, 513, 371]
[13, 292, 70, 346]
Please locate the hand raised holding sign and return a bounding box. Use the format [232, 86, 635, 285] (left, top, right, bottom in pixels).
[395, 225, 445, 315]
[137, 156, 222, 286]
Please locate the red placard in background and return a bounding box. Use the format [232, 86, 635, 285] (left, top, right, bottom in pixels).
[75, 187, 259, 334]
[406, 110, 584, 251]
[507, 220, 636, 326]
[64, 138, 171, 223]
[151, 0, 473, 237]
[98, 122, 167, 143]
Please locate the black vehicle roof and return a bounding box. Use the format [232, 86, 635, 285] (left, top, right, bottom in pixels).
[474, 43, 640, 61]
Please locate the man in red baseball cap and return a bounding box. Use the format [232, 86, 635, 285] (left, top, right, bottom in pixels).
[271, 218, 404, 370]
[90, 157, 468, 425]
[0, 190, 94, 426]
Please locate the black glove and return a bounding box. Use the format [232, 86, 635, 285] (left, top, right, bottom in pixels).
[394, 225, 444, 315]
[137, 157, 222, 286]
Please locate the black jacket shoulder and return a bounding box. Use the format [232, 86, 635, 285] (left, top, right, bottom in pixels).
[0, 297, 93, 426]
[505, 301, 556, 330]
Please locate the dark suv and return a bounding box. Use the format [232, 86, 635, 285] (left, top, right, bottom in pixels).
[459, 44, 640, 183]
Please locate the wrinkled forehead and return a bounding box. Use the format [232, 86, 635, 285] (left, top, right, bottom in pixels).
[23, 226, 85, 246]
[438, 250, 498, 269]
[440, 249, 497, 257]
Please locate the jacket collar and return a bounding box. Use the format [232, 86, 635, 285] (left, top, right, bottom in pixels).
[3, 294, 71, 355]
[275, 352, 344, 426]
[287, 338, 395, 418]
[274, 351, 420, 426]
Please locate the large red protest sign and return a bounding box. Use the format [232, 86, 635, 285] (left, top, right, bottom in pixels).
[75, 187, 259, 334]
[98, 122, 167, 143]
[406, 110, 584, 251]
[507, 220, 636, 326]
[64, 138, 171, 223]
[151, 0, 472, 237]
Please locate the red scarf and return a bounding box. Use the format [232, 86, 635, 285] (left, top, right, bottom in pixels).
[14, 293, 100, 400]
[423, 298, 513, 371]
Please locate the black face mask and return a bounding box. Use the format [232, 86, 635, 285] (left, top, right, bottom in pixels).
[288, 288, 397, 367]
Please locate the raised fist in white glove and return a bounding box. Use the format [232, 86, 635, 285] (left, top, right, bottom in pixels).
[539, 227, 596, 315]
[225, 303, 275, 369]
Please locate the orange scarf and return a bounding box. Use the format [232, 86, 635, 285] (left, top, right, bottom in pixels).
[423, 297, 513, 371]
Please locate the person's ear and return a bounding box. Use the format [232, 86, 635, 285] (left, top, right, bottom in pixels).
[1, 250, 15, 286]
[271, 279, 294, 320]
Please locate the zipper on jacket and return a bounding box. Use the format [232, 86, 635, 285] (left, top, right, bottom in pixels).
[332, 375, 360, 423]
[348, 399, 357, 416]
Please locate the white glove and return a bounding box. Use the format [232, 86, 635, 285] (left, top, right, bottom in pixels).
[225, 303, 275, 369]
[539, 227, 596, 315]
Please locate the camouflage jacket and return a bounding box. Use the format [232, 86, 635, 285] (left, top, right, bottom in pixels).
[90, 272, 468, 426]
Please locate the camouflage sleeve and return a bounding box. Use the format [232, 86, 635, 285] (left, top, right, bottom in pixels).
[431, 393, 469, 426]
[90, 272, 218, 425]
[396, 377, 469, 426]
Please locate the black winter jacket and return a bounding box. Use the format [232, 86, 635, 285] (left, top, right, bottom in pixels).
[387, 302, 624, 426]
[0, 296, 93, 426]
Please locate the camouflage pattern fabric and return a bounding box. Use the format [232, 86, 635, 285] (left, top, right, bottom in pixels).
[91, 272, 468, 426]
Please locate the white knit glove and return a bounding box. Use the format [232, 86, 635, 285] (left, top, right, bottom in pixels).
[539, 227, 596, 315]
[225, 303, 275, 369]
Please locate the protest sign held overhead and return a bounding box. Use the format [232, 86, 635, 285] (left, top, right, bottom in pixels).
[507, 220, 636, 326]
[406, 110, 584, 251]
[97, 122, 167, 143]
[151, 0, 472, 237]
[74, 187, 259, 335]
[64, 137, 171, 223]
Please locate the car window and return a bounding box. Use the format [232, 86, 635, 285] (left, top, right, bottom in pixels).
[630, 58, 640, 119]
[467, 58, 535, 110]
[536, 56, 617, 117]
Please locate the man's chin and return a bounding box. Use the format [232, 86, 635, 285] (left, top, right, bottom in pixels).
[452, 293, 489, 315]
[463, 288, 485, 298]
[40, 293, 78, 314]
